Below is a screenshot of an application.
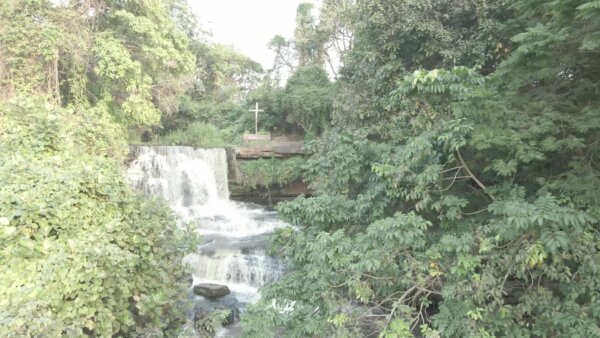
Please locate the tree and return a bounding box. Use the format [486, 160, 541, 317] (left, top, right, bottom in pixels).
[267, 1, 355, 79]
[283, 64, 333, 135]
[0, 0, 89, 103]
[333, 0, 511, 129]
[268, 34, 297, 81]
[0, 0, 200, 336]
[90, 0, 196, 128]
[243, 0, 600, 337]
[243, 81, 290, 134]
[318, 0, 357, 77]
[158, 41, 264, 138]
[294, 3, 324, 67]
[0, 0, 196, 129]
[191, 42, 263, 103]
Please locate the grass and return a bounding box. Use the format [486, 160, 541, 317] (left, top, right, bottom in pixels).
[155, 122, 240, 147]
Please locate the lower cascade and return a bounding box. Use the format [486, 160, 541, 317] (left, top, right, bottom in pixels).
[127, 145, 287, 334]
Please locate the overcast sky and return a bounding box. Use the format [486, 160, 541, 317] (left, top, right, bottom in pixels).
[189, 0, 320, 70]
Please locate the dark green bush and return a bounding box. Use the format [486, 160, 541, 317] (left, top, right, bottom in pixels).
[0, 98, 197, 336]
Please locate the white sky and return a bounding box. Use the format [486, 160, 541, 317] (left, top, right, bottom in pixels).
[188, 0, 320, 70]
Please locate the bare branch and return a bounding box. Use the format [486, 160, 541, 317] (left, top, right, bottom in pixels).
[455, 149, 495, 201]
[323, 50, 338, 78]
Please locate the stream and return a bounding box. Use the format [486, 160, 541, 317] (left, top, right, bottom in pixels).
[127, 145, 288, 336]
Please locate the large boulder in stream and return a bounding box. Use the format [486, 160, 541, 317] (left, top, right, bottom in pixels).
[193, 294, 241, 326]
[193, 283, 231, 298]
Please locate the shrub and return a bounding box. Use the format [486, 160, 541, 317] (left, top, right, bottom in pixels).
[0, 98, 197, 337]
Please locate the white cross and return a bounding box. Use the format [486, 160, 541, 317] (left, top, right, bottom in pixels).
[248, 102, 264, 135]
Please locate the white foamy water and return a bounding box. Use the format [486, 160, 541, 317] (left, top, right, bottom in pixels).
[127, 145, 287, 307]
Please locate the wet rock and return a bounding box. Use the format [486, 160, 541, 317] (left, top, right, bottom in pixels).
[210, 215, 227, 222]
[236, 141, 305, 159]
[193, 283, 230, 298]
[226, 147, 242, 182]
[200, 248, 216, 257]
[176, 273, 193, 287]
[271, 142, 304, 155]
[193, 294, 240, 326]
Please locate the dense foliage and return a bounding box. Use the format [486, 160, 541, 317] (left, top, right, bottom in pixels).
[0, 99, 197, 337]
[0, 0, 195, 130]
[157, 41, 264, 140]
[0, 0, 200, 336]
[283, 65, 333, 135]
[240, 64, 334, 136]
[158, 39, 335, 141]
[244, 0, 600, 337]
[244, 83, 291, 134]
[239, 157, 305, 190]
[3, 0, 599, 337]
[156, 0, 340, 141]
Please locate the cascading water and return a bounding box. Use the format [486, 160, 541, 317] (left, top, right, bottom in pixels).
[127, 145, 287, 332]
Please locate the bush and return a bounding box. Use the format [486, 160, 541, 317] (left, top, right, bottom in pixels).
[239, 157, 305, 189]
[0, 98, 197, 336]
[244, 83, 294, 134]
[155, 121, 237, 147]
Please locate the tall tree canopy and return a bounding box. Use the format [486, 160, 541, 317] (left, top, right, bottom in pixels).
[0, 0, 195, 128]
[243, 0, 600, 337]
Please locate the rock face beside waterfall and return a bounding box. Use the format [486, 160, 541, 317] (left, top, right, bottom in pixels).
[229, 179, 312, 205]
[226, 136, 311, 205]
[225, 146, 312, 205]
[194, 294, 241, 326]
[193, 283, 231, 298]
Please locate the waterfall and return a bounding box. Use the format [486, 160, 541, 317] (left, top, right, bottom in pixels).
[184, 253, 284, 289]
[128, 146, 229, 204]
[127, 145, 286, 304]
